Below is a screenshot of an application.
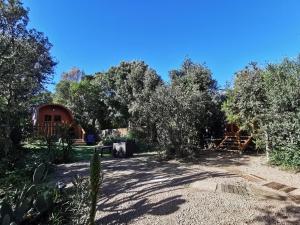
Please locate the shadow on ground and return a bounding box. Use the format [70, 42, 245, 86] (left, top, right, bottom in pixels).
[53, 151, 299, 225]
[95, 155, 233, 224]
[179, 150, 260, 167]
[247, 205, 300, 225]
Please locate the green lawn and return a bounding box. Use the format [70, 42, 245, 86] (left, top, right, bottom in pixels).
[24, 141, 111, 162]
[73, 145, 111, 161]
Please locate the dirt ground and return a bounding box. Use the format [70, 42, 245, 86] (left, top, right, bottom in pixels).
[54, 151, 300, 225]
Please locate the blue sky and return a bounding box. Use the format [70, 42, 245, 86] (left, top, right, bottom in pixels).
[24, 0, 300, 91]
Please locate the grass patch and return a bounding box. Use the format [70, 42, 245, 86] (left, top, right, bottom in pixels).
[73, 145, 111, 161]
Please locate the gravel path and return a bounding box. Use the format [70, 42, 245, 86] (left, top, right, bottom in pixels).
[54, 152, 300, 225]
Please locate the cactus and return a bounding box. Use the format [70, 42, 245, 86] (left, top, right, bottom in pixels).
[88, 150, 101, 225]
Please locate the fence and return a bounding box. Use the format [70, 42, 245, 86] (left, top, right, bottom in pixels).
[34, 122, 85, 140]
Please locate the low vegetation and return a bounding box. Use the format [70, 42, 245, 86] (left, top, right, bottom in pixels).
[0, 0, 299, 224]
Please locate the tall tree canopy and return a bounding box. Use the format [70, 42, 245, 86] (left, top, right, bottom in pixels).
[61, 67, 84, 82]
[52, 59, 224, 157]
[53, 62, 162, 132]
[223, 57, 300, 167]
[0, 0, 56, 154]
[106, 61, 162, 127]
[145, 59, 224, 157]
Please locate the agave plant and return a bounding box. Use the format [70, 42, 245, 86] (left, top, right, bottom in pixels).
[0, 163, 53, 225]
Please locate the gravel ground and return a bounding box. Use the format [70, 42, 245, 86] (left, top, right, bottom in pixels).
[228, 154, 300, 189]
[54, 152, 300, 225]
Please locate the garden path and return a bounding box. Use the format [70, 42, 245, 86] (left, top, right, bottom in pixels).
[54, 151, 300, 225]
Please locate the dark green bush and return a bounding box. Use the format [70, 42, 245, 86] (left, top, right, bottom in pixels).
[101, 134, 134, 146]
[270, 144, 300, 170]
[0, 163, 56, 225]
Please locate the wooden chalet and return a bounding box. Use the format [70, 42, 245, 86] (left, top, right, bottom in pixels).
[33, 104, 85, 143]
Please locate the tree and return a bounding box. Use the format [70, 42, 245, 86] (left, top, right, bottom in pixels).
[69, 75, 111, 131]
[53, 79, 73, 106]
[106, 61, 162, 127]
[30, 91, 53, 106]
[61, 67, 84, 82]
[0, 0, 56, 156]
[146, 59, 223, 157]
[54, 72, 113, 133]
[223, 57, 300, 167]
[53, 67, 85, 106]
[264, 58, 300, 165]
[222, 63, 267, 140]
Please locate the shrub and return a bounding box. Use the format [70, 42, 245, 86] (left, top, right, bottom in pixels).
[0, 163, 55, 225]
[101, 134, 134, 146]
[270, 144, 300, 170]
[40, 125, 75, 164]
[50, 176, 90, 225]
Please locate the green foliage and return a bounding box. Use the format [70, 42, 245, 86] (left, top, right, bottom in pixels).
[70, 76, 111, 130]
[53, 80, 73, 106]
[53, 61, 162, 133]
[144, 59, 224, 157]
[0, 0, 56, 157]
[269, 144, 300, 170]
[57, 124, 75, 163]
[35, 124, 75, 164]
[52, 59, 224, 159]
[222, 63, 267, 131]
[89, 151, 101, 225]
[0, 143, 54, 196]
[101, 134, 134, 146]
[223, 57, 300, 168]
[54, 73, 112, 131]
[49, 176, 90, 225]
[0, 163, 54, 225]
[106, 61, 162, 127]
[30, 91, 53, 107]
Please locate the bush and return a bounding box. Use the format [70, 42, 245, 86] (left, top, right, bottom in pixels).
[0, 163, 55, 225]
[269, 144, 300, 170]
[50, 176, 90, 225]
[50, 152, 103, 225]
[101, 134, 134, 146]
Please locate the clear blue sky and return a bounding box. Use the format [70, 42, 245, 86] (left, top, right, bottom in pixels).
[23, 0, 300, 91]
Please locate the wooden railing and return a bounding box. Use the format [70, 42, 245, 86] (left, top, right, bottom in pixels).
[35, 122, 61, 137]
[34, 122, 85, 140]
[241, 136, 252, 151]
[219, 128, 252, 152]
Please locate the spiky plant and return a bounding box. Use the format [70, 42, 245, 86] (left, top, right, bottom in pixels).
[88, 150, 101, 225]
